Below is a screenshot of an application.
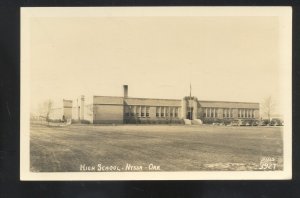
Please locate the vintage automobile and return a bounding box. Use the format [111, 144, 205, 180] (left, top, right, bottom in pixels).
[270, 118, 284, 126]
[231, 119, 243, 126]
[258, 119, 269, 126]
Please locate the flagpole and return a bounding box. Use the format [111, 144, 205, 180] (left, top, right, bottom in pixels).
[190, 83, 192, 99]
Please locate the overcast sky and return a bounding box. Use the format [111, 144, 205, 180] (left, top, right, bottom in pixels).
[29, 16, 282, 112]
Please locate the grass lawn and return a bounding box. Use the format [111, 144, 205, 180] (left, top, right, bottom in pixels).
[30, 123, 283, 172]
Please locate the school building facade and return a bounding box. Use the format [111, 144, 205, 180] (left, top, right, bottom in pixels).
[55, 85, 260, 124]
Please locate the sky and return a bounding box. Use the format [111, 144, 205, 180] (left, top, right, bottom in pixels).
[29, 16, 283, 113]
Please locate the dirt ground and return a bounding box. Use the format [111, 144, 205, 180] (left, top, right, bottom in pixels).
[30, 123, 283, 172]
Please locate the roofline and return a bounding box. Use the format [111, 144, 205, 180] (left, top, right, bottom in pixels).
[93, 95, 124, 98]
[92, 95, 259, 104]
[198, 100, 259, 104]
[93, 95, 181, 101]
[125, 97, 181, 101]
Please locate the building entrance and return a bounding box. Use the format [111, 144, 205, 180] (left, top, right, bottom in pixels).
[187, 107, 193, 120]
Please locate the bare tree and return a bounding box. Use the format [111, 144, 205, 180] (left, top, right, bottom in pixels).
[37, 99, 53, 121]
[261, 96, 276, 122]
[46, 99, 53, 122]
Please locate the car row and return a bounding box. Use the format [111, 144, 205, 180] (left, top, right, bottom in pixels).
[211, 118, 283, 126]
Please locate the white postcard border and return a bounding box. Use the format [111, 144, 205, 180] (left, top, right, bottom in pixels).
[20, 6, 292, 181]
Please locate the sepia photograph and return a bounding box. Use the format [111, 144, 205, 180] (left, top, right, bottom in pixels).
[20, 7, 292, 180]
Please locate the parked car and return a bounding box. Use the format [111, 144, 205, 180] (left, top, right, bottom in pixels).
[270, 118, 283, 126]
[239, 119, 247, 126]
[251, 120, 259, 126]
[231, 119, 243, 126]
[258, 119, 269, 126]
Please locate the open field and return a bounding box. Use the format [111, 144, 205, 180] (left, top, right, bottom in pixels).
[30, 124, 283, 172]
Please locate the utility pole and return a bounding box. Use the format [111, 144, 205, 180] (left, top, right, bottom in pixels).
[190, 82, 192, 99]
[189, 83, 192, 120]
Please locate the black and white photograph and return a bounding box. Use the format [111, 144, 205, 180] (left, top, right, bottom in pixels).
[20, 7, 292, 180]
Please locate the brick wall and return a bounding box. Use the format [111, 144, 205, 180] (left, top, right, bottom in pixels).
[94, 104, 123, 124]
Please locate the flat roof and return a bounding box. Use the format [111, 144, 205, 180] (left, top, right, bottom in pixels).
[92, 95, 259, 108]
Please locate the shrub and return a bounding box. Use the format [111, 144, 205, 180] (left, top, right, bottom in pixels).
[81, 120, 91, 124]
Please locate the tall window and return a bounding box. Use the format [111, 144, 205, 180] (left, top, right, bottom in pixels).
[166, 107, 169, 117]
[156, 107, 160, 117]
[130, 106, 135, 117]
[211, 108, 214, 117]
[203, 108, 206, 117]
[125, 106, 130, 117]
[136, 106, 140, 117]
[170, 107, 174, 117]
[141, 106, 145, 117]
[175, 107, 178, 117]
[161, 107, 165, 117]
[146, 107, 150, 117]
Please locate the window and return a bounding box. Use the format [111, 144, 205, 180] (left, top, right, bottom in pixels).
[214, 108, 218, 118]
[124, 106, 130, 117]
[211, 108, 214, 118]
[170, 107, 174, 117]
[136, 106, 140, 117]
[156, 107, 160, 117]
[161, 107, 165, 117]
[130, 106, 135, 117]
[166, 107, 169, 117]
[203, 108, 206, 117]
[175, 107, 178, 117]
[146, 107, 150, 117]
[141, 106, 145, 117]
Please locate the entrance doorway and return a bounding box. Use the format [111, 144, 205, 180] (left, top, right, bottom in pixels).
[187, 107, 193, 120]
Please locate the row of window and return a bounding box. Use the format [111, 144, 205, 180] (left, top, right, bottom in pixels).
[156, 106, 179, 118]
[203, 108, 218, 118]
[238, 109, 255, 118]
[203, 108, 256, 118]
[223, 108, 233, 118]
[124, 106, 150, 117]
[124, 106, 180, 118]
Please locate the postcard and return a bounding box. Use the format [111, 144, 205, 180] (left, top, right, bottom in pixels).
[20, 7, 292, 180]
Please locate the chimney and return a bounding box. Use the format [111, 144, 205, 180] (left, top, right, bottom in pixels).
[123, 85, 128, 98]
